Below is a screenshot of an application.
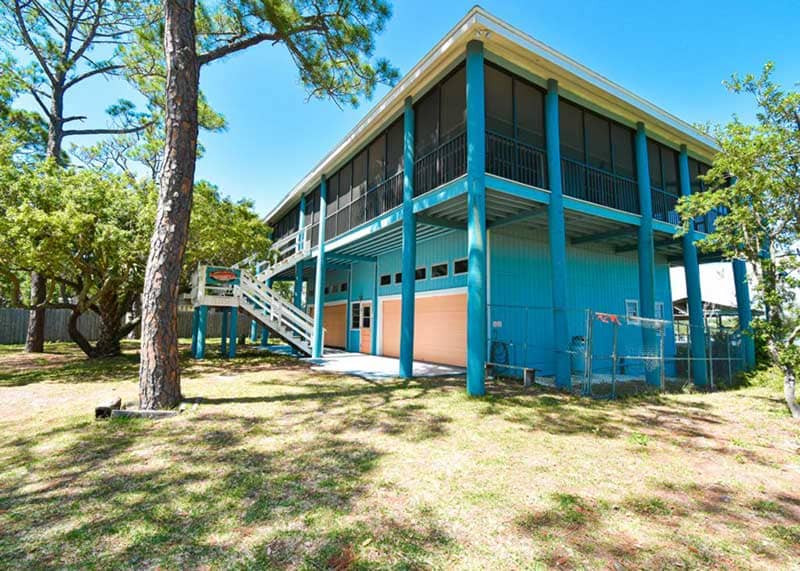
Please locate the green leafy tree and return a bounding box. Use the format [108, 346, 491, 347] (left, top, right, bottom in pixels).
[0, 0, 155, 352]
[139, 0, 397, 409]
[678, 63, 800, 419]
[0, 152, 154, 357]
[0, 143, 271, 357]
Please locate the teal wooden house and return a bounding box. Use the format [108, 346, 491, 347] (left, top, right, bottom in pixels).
[194, 7, 756, 395]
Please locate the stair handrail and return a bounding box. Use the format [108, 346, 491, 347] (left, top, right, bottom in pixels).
[240, 271, 314, 328]
[238, 291, 312, 344]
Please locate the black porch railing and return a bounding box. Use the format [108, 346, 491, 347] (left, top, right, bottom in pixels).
[414, 130, 467, 196]
[651, 188, 680, 225]
[365, 171, 404, 220]
[561, 157, 640, 214]
[486, 130, 547, 189]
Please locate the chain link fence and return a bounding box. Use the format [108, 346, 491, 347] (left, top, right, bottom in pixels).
[487, 304, 746, 398]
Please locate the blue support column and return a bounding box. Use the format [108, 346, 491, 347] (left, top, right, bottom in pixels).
[399, 96, 416, 378]
[220, 308, 228, 356]
[371, 261, 379, 355]
[679, 146, 709, 386]
[635, 123, 660, 386]
[312, 176, 328, 358]
[733, 259, 756, 370]
[260, 323, 269, 347]
[544, 79, 571, 390]
[465, 40, 487, 396]
[293, 261, 304, 308]
[249, 319, 257, 342]
[191, 307, 199, 356]
[228, 307, 238, 358]
[196, 305, 208, 359]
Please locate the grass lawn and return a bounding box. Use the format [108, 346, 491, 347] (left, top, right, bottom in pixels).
[1, 341, 799, 570]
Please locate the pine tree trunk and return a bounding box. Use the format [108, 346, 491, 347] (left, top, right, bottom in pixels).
[25, 272, 46, 353]
[138, 0, 199, 409]
[26, 86, 65, 354]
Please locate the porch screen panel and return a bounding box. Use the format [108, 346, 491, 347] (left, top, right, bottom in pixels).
[516, 80, 545, 149]
[415, 88, 439, 157]
[440, 66, 466, 142]
[305, 185, 320, 248]
[386, 118, 403, 176]
[559, 99, 585, 200]
[647, 139, 662, 191]
[610, 122, 638, 212]
[585, 113, 611, 171]
[559, 100, 584, 161]
[485, 65, 513, 137]
[611, 123, 636, 179]
[338, 161, 353, 236]
[350, 149, 367, 229]
[413, 63, 466, 196]
[325, 172, 339, 240]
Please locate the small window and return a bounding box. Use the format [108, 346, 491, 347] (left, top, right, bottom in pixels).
[625, 299, 639, 319]
[655, 301, 665, 320]
[361, 304, 371, 328]
[324, 286, 330, 295]
[394, 272, 402, 283]
[415, 267, 427, 280]
[330, 284, 338, 293]
[340, 283, 348, 293]
[380, 274, 391, 286]
[431, 262, 448, 278]
[351, 302, 361, 329]
[453, 258, 468, 275]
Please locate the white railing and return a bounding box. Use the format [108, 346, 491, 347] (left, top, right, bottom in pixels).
[237, 270, 315, 351]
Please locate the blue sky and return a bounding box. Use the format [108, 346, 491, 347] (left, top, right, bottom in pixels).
[51, 0, 800, 215]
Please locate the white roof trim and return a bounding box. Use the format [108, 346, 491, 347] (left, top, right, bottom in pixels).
[265, 6, 718, 224]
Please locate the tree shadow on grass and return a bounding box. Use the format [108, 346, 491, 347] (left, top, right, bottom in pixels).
[513, 484, 800, 569]
[195, 375, 459, 443]
[0, 412, 391, 569]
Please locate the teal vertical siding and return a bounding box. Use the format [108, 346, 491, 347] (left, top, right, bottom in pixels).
[378, 231, 467, 296]
[488, 226, 676, 379]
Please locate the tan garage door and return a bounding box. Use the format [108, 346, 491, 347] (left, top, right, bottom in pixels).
[381, 293, 466, 367]
[309, 303, 347, 349]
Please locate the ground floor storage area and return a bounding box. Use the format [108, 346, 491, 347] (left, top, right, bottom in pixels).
[380, 292, 467, 367]
[309, 302, 347, 349]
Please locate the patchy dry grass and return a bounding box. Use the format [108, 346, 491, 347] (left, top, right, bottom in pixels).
[1, 342, 799, 570]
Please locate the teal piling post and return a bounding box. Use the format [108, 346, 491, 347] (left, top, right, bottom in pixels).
[228, 307, 238, 358]
[679, 146, 708, 386]
[545, 78, 571, 390]
[399, 96, 416, 378]
[635, 123, 660, 386]
[191, 307, 199, 357]
[733, 259, 756, 369]
[312, 176, 328, 358]
[293, 261, 304, 308]
[371, 261, 379, 355]
[220, 308, 228, 356]
[465, 40, 487, 397]
[196, 305, 208, 359]
[249, 319, 257, 342]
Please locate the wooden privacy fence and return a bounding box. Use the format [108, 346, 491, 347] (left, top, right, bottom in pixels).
[0, 308, 251, 345]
